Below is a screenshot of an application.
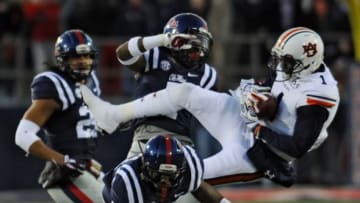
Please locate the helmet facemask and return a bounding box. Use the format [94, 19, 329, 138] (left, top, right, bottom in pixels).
[268, 52, 307, 82]
[171, 29, 212, 69]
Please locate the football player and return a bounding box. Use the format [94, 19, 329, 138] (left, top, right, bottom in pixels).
[102, 134, 230, 203]
[115, 12, 219, 158]
[15, 30, 104, 202]
[81, 27, 339, 187]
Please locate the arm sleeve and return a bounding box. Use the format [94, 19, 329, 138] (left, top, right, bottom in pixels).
[31, 76, 59, 100]
[258, 105, 329, 158]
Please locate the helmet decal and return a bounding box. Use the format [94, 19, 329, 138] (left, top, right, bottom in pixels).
[302, 42, 317, 57]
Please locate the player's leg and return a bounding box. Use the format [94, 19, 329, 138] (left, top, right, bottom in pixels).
[81, 84, 181, 134]
[46, 171, 104, 203]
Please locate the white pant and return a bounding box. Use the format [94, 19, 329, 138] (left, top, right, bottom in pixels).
[175, 84, 257, 179]
[46, 171, 104, 203]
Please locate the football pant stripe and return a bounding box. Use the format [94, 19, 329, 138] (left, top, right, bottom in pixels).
[60, 180, 94, 203]
[205, 172, 264, 185]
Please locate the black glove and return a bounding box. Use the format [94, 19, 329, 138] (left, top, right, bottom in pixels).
[247, 140, 296, 187]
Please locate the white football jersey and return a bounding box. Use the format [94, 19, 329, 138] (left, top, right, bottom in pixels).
[264, 63, 339, 151]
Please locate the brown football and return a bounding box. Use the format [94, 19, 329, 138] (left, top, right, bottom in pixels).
[254, 94, 278, 120]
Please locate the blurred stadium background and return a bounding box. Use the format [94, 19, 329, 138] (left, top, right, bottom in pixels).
[1, 0, 360, 202]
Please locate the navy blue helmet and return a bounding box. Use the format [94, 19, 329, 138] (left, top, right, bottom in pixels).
[54, 29, 97, 81]
[142, 134, 186, 191]
[163, 13, 213, 69]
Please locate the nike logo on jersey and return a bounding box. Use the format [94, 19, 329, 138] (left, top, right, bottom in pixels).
[187, 73, 198, 77]
[174, 192, 186, 199]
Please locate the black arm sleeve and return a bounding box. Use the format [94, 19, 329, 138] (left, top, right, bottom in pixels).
[258, 105, 329, 158]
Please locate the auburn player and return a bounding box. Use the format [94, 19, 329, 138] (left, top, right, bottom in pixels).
[15, 30, 104, 202]
[115, 12, 218, 158]
[102, 134, 230, 203]
[81, 27, 339, 187]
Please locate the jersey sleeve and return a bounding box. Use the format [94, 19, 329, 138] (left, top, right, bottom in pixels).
[296, 89, 338, 109]
[31, 72, 76, 110]
[31, 75, 60, 102]
[182, 145, 204, 191]
[108, 174, 130, 203]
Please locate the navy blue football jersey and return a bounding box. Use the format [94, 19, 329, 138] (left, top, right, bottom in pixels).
[102, 145, 203, 203]
[31, 70, 101, 159]
[134, 47, 218, 136]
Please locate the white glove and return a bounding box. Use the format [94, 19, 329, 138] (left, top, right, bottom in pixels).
[230, 79, 271, 121]
[163, 33, 196, 50]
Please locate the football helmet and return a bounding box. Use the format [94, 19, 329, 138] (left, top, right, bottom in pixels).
[54, 29, 97, 81]
[269, 27, 324, 81]
[141, 134, 186, 192]
[163, 13, 212, 69]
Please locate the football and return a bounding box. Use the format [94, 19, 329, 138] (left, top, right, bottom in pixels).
[252, 93, 278, 120]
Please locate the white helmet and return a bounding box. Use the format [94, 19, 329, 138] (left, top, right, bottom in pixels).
[269, 27, 324, 81]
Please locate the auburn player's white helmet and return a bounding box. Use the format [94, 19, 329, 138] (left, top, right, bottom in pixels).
[269, 27, 324, 81]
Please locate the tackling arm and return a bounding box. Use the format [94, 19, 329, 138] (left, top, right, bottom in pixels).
[192, 181, 230, 203]
[116, 33, 195, 72]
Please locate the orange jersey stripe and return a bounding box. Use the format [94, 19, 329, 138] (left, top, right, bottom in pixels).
[307, 98, 336, 108]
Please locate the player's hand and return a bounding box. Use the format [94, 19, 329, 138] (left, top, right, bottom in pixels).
[63, 155, 86, 176]
[164, 33, 196, 50]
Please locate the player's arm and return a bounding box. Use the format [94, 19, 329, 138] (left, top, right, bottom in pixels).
[116, 33, 195, 73]
[192, 181, 230, 203]
[255, 105, 329, 158]
[15, 99, 66, 164]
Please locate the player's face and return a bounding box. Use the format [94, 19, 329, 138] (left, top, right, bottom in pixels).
[68, 54, 93, 73]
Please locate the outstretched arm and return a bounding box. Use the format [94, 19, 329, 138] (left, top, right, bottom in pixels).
[116, 33, 195, 72]
[192, 181, 230, 203]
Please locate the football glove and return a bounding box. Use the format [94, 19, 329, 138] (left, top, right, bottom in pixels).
[63, 155, 87, 175]
[230, 79, 271, 121]
[164, 33, 196, 50]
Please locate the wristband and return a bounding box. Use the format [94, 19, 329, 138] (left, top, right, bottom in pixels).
[15, 119, 41, 153]
[128, 36, 142, 56]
